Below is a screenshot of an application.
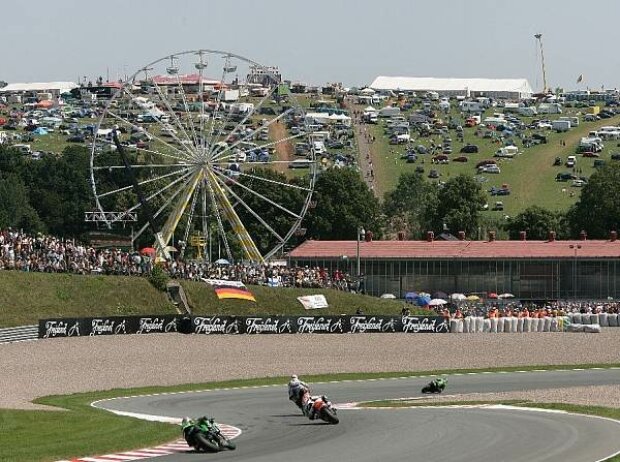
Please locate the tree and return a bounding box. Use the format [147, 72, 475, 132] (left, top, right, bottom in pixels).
[567, 163, 620, 238]
[505, 206, 567, 240]
[0, 173, 43, 231]
[232, 167, 306, 254]
[383, 172, 435, 238]
[426, 174, 486, 235]
[304, 169, 383, 240]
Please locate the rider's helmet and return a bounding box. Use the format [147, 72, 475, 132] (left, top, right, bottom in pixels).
[181, 416, 192, 427]
[289, 374, 300, 386]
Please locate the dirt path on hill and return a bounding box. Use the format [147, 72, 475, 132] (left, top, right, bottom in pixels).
[269, 120, 293, 174]
[344, 97, 378, 196]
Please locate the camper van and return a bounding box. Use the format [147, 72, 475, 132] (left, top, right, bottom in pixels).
[461, 101, 484, 113]
[552, 120, 571, 132]
[378, 106, 401, 118]
[518, 106, 537, 116]
[494, 146, 519, 158]
[559, 116, 579, 127]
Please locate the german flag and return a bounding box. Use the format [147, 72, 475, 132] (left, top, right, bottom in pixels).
[201, 278, 256, 302]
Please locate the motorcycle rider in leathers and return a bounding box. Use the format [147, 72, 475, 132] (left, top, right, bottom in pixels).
[288, 374, 309, 409]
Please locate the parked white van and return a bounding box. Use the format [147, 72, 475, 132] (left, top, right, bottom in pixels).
[495, 146, 519, 158]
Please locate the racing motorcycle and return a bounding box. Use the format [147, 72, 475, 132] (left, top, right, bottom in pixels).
[183, 418, 236, 453]
[308, 396, 340, 424]
[421, 378, 446, 394]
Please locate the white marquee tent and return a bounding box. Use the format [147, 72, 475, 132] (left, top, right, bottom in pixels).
[0, 81, 78, 95]
[370, 76, 533, 99]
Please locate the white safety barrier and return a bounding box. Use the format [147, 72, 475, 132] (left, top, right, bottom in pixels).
[567, 323, 602, 333]
[609, 314, 618, 327]
[456, 316, 572, 333]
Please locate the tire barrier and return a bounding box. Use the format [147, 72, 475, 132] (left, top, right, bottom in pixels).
[453, 316, 588, 333]
[37, 314, 451, 338]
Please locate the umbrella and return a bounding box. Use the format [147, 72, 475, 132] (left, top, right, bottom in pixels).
[432, 291, 448, 299]
[415, 294, 431, 306]
[214, 258, 230, 265]
[428, 298, 448, 306]
[404, 292, 418, 301]
[418, 292, 431, 298]
[498, 293, 515, 299]
[380, 293, 396, 299]
[450, 293, 467, 301]
[488, 292, 499, 299]
[140, 247, 156, 256]
[466, 295, 480, 301]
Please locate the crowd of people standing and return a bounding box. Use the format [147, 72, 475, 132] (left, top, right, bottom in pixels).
[0, 229, 356, 290]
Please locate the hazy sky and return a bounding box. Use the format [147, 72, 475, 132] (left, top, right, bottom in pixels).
[2, 0, 619, 91]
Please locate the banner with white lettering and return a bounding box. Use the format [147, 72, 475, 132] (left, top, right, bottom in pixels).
[39, 314, 449, 338]
[297, 295, 329, 310]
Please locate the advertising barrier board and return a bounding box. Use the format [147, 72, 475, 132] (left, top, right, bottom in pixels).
[39, 315, 449, 338]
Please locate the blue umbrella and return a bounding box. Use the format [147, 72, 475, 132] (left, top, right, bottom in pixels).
[404, 291, 418, 301]
[415, 295, 431, 306]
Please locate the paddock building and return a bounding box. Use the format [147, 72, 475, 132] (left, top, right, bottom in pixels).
[370, 76, 533, 100]
[288, 233, 620, 300]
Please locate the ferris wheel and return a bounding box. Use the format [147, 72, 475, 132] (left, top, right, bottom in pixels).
[89, 50, 316, 263]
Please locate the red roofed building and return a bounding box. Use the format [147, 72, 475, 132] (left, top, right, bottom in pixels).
[287, 232, 620, 300]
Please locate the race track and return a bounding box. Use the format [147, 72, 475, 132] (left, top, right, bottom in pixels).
[95, 369, 620, 462]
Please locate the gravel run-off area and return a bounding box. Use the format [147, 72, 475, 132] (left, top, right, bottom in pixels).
[2, 330, 619, 410]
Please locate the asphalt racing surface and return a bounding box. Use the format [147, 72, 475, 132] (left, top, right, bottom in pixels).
[96, 369, 620, 462]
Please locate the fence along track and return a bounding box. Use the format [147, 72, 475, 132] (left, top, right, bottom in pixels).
[0, 325, 38, 343]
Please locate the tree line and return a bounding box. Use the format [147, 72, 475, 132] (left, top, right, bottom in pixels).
[1, 144, 619, 248]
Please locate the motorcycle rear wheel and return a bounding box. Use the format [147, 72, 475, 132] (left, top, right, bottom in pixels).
[320, 407, 340, 425]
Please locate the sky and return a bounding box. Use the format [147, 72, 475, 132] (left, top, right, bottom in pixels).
[2, 0, 620, 92]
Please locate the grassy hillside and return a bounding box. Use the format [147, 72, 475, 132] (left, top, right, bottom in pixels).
[360, 101, 620, 217]
[0, 272, 411, 327]
[181, 280, 410, 316]
[0, 272, 173, 327]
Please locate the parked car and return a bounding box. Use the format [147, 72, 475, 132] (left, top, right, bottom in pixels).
[476, 159, 497, 169]
[479, 164, 501, 174]
[556, 172, 575, 182]
[492, 201, 504, 211]
[428, 169, 440, 179]
[460, 144, 479, 153]
[572, 179, 586, 187]
[582, 151, 600, 158]
[553, 156, 562, 165]
[453, 156, 469, 162]
[611, 153, 620, 161]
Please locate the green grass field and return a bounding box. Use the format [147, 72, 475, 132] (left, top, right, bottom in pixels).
[0, 271, 410, 327]
[360, 102, 620, 217]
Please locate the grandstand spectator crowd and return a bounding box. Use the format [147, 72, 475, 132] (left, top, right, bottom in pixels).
[0, 229, 356, 290]
[3, 228, 620, 311]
